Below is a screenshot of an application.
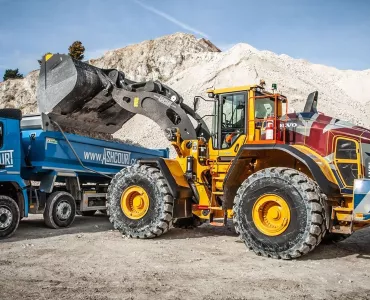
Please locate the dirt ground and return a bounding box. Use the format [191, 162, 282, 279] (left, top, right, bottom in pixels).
[1, 215, 370, 300]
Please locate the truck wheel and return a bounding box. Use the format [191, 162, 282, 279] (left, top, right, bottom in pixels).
[0, 196, 20, 239]
[233, 167, 326, 259]
[44, 191, 76, 229]
[107, 164, 173, 238]
[80, 210, 96, 216]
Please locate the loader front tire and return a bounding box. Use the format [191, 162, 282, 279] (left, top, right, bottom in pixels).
[107, 164, 174, 238]
[233, 168, 326, 259]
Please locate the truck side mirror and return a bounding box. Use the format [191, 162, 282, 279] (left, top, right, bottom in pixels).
[193, 97, 200, 112]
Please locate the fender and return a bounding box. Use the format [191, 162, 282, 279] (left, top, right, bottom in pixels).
[137, 158, 193, 200]
[138, 158, 193, 219]
[223, 144, 339, 209]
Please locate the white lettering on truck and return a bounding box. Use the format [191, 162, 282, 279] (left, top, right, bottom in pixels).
[0, 150, 14, 168]
[83, 148, 135, 167]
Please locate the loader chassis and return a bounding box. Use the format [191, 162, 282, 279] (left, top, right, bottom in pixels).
[37, 54, 370, 259]
[110, 86, 370, 258]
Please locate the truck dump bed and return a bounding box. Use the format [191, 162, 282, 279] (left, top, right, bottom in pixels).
[20, 114, 168, 182]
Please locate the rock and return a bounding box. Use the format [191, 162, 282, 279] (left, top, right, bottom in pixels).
[0, 32, 369, 153]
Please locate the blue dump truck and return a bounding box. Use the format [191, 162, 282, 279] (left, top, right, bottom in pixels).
[0, 109, 168, 238]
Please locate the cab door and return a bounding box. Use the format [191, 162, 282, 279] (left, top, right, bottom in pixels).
[209, 92, 247, 161]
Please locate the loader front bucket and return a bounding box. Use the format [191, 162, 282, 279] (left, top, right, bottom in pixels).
[37, 54, 134, 134]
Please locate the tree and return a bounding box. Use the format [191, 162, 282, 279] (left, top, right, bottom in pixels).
[68, 41, 85, 60]
[38, 52, 53, 65]
[3, 69, 23, 81]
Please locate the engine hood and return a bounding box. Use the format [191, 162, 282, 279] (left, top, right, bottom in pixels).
[283, 112, 370, 178]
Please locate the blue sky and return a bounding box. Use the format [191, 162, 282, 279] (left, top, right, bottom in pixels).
[0, 0, 369, 78]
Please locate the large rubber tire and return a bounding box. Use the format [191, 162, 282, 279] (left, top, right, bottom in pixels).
[44, 191, 76, 229]
[0, 196, 20, 239]
[80, 210, 97, 217]
[107, 164, 174, 238]
[233, 167, 327, 259]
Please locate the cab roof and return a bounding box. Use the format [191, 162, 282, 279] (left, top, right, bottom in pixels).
[207, 85, 259, 94]
[206, 85, 287, 101]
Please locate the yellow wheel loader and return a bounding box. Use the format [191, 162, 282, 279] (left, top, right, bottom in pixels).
[38, 54, 370, 259]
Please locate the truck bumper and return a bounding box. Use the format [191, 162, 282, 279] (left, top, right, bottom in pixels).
[354, 179, 370, 221]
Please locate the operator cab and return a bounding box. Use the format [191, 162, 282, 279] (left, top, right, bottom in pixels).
[204, 83, 287, 149]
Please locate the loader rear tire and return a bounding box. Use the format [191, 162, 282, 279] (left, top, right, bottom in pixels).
[233, 167, 326, 259]
[107, 164, 174, 238]
[44, 191, 76, 229]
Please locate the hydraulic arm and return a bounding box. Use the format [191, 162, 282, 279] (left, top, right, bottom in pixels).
[38, 54, 209, 140]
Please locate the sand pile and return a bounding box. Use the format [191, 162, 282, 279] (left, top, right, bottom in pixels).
[0, 33, 369, 151]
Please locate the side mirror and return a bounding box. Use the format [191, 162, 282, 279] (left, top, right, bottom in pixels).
[193, 97, 200, 112]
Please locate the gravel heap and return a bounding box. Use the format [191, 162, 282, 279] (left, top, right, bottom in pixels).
[0, 33, 369, 151]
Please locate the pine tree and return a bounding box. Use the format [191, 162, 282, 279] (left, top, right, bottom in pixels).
[3, 69, 24, 81]
[68, 41, 85, 60]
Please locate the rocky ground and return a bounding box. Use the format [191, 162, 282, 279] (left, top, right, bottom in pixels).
[1, 214, 370, 300]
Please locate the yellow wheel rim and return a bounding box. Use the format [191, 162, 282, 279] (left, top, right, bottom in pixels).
[252, 194, 291, 236]
[121, 185, 150, 220]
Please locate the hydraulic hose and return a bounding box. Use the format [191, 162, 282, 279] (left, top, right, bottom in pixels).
[50, 120, 113, 179]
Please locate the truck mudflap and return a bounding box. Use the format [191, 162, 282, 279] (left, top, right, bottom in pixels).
[354, 179, 370, 221]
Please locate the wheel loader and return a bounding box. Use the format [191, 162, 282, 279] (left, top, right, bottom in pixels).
[38, 54, 370, 259]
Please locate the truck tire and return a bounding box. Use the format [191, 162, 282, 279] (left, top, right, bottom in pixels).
[0, 196, 20, 239]
[107, 164, 173, 238]
[233, 167, 326, 259]
[44, 191, 76, 229]
[80, 210, 96, 216]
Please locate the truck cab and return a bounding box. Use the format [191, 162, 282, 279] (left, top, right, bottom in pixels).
[0, 109, 28, 238]
[0, 108, 169, 239]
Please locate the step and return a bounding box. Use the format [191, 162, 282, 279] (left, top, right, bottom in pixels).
[212, 191, 224, 195]
[210, 221, 225, 227]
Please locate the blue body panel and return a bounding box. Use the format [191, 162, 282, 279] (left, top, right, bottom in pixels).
[0, 116, 168, 218]
[20, 129, 168, 181]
